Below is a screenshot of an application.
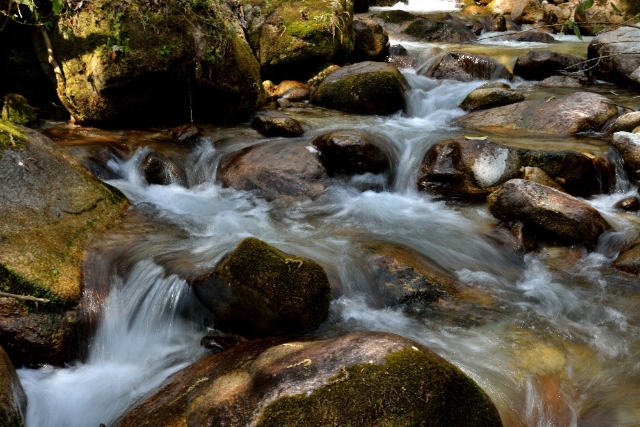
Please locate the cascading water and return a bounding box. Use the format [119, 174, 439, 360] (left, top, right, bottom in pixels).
[17, 22, 640, 427]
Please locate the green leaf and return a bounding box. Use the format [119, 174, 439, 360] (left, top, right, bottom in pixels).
[610, 2, 622, 15]
[577, 0, 594, 12]
[52, 0, 63, 15]
[573, 24, 583, 40]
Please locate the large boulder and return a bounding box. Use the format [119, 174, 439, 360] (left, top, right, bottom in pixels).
[350, 17, 390, 62]
[611, 131, 640, 180]
[610, 111, 640, 133]
[0, 121, 129, 366]
[459, 86, 525, 111]
[141, 152, 187, 186]
[513, 50, 583, 80]
[401, 16, 477, 43]
[116, 331, 503, 427]
[216, 139, 330, 201]
[44, 0, 265, 126]
[311, 130, 392, 176]
[457, 92, 618, 135]
[588, 25, 640, 88]
[190, 237, 331, 338]
[310, 62, 408, 115]
[417, 137, 615, 198]
[487, 179, 611, 249]
[0, 345, 26, 427]
[245, 0, 354, 81]
[425, 52, 512, 82]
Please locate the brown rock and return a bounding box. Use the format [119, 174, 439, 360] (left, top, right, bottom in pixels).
[427, 52, 512, 82]
[513, 50, 582, 80]
[613, 238, 640, 274]
[351, 18, 390, 62]
[611, 112, 640, 133]
[311, 130, 392, 176]
[0, 344, 26, 426]
[251, 114, 304, 138]
[401, 16, 477, 43]
[170, 124, 201, 144]
[141, 152, 187, 186]
[538, 76, 584, 88]
[459, 87, 525, 111]
[613, 196, 640, 212]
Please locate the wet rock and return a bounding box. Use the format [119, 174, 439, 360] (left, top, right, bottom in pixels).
[613, 196, 640, 212]
[116, 331, 503, 427]
[457, 92, 618, 135]
[491, 13, 507, 31]
[495, 30, 555, 43]
[351, 17, 390, 62]
[611, 131, 640, 180]
[0, 344, 26, 426]
[613, 238, 640, 274]
[280, 88, 310, 102]
[486, 221, 537, 255]
[251, 114, 304, 137]
[513, 50, 582, 80]
[200, 333, 247, 353]
[427, 52, 513, 82]
[387, 44, 412, 68]
[610, 111, 640, 133]
[459, 87, 525, 111]
[310, 62, 408, 115]
[141, 152, 187, 186]
[311, 130, 392, 176]
[538, 75, 585, 88]
[511, 0, 544, 23]
[487, 179, 611, 249]
[520, 166, 564, 192]
[277, 98, 293, 109]
[1, 94, 37, 127]
[377, 9, 416, 24]
[267, 80, 311, 99]
[401, 16, 477, 43]
[306, 65, 341, 88]
[588, 26, 640, 88]
[0, 121, 128, 366]
[170, 124, 201, 144]
[216, 139, 330, 201]
[190, 237, 331, 338]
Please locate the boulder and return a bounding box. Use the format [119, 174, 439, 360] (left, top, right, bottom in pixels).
[351, 17, 390, 62]
[116, 331, 503, 427]
[216, 139, 330, 201]
[611, 131, 640, 180]
[251, 114, 305, 138]
[0, 121, 129, 366]
[311, 130, 392, 176]
[245, 0, 354, 81]
[418, 137, 615, 198]
[377, 10, 417, 25]
[610, 111, 640, 133]
[310, 62, 408, 115]
[538, 75, 585, 88]
[459, 87, 525, 111]
[401, 16, 477, 43]
[613, 196, 640, 212]
[486, 0, 517, 14]
[487, 179, 611, 249]
[0, 345, 26, 427]
[457, 92, 618, 135]
[511, 0, 544, 24]
[588, 26, 640, 88]
[1, 94, 37, 127]
[426, 52, 512, 82]
[141, 152, 187, 186]
[613, 238, 640, 274]
[513, 50, 583, 80]
[495, 30, 555, 43]
[190, 237, 331, 337]
[520, 166, 564, 191]
[44, 0, 265, 126]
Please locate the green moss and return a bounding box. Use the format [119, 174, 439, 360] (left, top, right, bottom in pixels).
[256, 347, 502, 427]
[0, 264, 72, 313]
[0, 120, 26, 154]
[377, 10, 416, 24]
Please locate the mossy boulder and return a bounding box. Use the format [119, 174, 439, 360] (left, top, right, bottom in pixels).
[1, 94, 37, 127]
[244, 0, 354, 81]
[190, 237, 331, 337]
[513, 50, 583, 81]
[0, 345, 26, 427]
[44, 0, 265, 126]
[310, 61, 408, 115]
[116, 331, 503, 427]
[0, 122, 129, 365]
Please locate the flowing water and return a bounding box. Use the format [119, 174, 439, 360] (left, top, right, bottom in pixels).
[16, 2, 640, 426]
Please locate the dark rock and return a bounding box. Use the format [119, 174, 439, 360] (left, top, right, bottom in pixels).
[457, 92, 618, 135]
[402, 17, 477, 43]
[251, 114, 304, 138]
[611, 132, 640, 180]
[495, 30, 555, 43]
[142, 152, 187, 186]
[459, 87, 525, 111]
[200, 333, 247, 353]
[492, 13, 507, 31]
[170, 124, 201, 144]
[353, 0, 369, 13]
[0, 344, 26, 426]
[588, 26, 640, 88]
[310, 62, 408, 115]
[614, 196, 640, 212]
[538, 75, 585, 88]
[116, 331, 503, 427]
[487, 179, 611, 249]
[377, 10, 416, 24]
[311, 130, 392, 175]
[513, 50, 582, 80]
[613, 238, 640, 274]
[351, 18, 390, 62]
[280, 88, 310, 102]
[190, 237, 331, 338]
[486, 221, 537, 255]
[216, 139, 330, 201]
[427, 52, 512, 81]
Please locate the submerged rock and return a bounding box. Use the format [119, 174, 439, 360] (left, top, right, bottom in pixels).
[487, 179, 611, 249]
[511, 0, 544, 23]
[457, 92, 618, 135]
[141, 152, 187, 186]
[251, 114, 304, 138]
[613, 196, 640, 212]
[513, 50, 582, 80]
[216, 139, 330, 201]
[0, 345, 26, 427]
[613, 238, 640, 274]
[116, 331, 503, 427]
[310, 62, 408, 115]
[190, 237, 331, 337]
[170, 124, 201, 144]
[311, 130, 392, 176]
[494, 30, 555, 43]
[1, 93, 37, 127]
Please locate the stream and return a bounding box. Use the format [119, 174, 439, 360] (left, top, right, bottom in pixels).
[16, 0, 640, 426]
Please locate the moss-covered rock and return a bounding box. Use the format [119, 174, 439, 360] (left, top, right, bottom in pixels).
[45, 0, 265, 126]
[190, 237, 331, 337]
[1, 94, 37, 127]
[0, 345, 26, 427]
[310, 61, 408, 115]
[244, 0, 354, 81]
[116, 331, 503, 427]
